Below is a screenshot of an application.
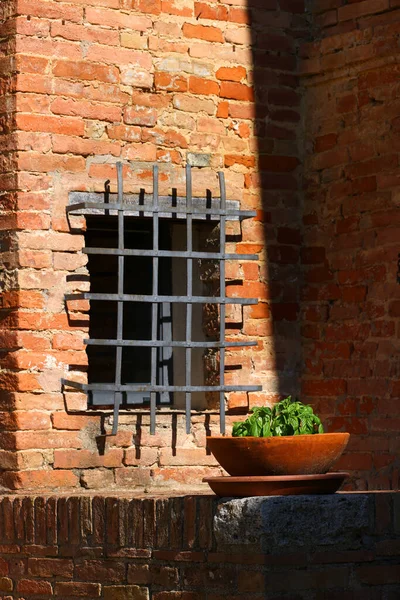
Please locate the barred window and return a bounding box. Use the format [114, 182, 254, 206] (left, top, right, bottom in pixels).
[63, 163, 261, 434]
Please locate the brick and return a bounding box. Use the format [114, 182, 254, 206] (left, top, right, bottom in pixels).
[51, 412, 98, 430]
[225, 155, 255, 168]
[154, 72, 188, 92]
[17, 0, 83, 22]
[270, 302, 298, 321]
[18, 250, 52, 268]
[11, 430, 82, 450]
[0, 450, 18, 470]
[75, 561, 125, 582]
[121, 144, 157, 161]
[80, 468, 115, 489]
[228, 6, 251, 23]
[13, 393, 63, 411]
[124, 106, 157, 127]
[269, 88, 300, 106]
[220, 82, 254, 101]
[54, 582, 101, 597]
[53, 59, 119, 83]
[52, 135, 120, 157]
[124, 447, 158, 466]
[141, 128, 188, 148]
[107, 124, 141, 142]
[0, 411, 51, 431]
[0, 578, 13, 592]
[315, 133, 337, 153]
[127, 564, 151, 584]
[173, 94, 215, 115]
[194, 2, 228, 20]
[18, 152, 85, 173]
[259, 155, 299, 172]
[159, 448, 218, 466]
[161, 0, 193, 16]
[8, 469, 79, 489]
[15, 192, 51, 211]
[28, 558, 74, 578]
[17, 579, 53, 595]
[51, 21, 119, 45]
[188, 76, 219, 96]
[182, 23, 224, 43]
[302, 379, 347, 396]
[86, 45, 152, 70]
[336, 94, 357, 113]
[15, 37, 81, 61]
[120, 65, 153, 89]
[54, 449, 123, 468]
[0, 559, 9, 578]
[19, 230, 84, 252]
[52, 333, 85, 351]
[227, 392, 248, 410]
[224, 26, 252, 45]
[16, 93, 51, 114]
[15, 14, 51, 36]
[338, 0, 389, 21]
[51, 97, 121, 122]
[86, 7, 152, 30]
[16, 113, 85, 136]
[103, 586, 149, 600]
[137, 0, 161, 13]
[216, 66, 247, 82]
[120, 31, 148, 49]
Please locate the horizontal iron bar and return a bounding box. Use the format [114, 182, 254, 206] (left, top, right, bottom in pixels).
[83, 247, 259, 261]
[67, 201, 256, 219]
[62, 379, 262, 393]
[69, 191, 240, 206]
[84, 339, 257, 348]
[65, 292, 258, 305]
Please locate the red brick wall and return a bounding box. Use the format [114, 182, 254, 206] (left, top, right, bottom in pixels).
[300, 0, 400, 491]
[0, 0, 19, 416]
[0, 0, 303, 491]
[0, 0, 399, 492]
[0, 492, 398, 598]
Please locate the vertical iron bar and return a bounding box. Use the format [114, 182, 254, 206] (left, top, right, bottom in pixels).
[218, 171, 226, 435]
[150, 165, 159, 435]
[185, 164, 193, 434]
[113, 162, 124, 435]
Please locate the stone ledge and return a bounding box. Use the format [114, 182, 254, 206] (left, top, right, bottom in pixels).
[215, 492, 385, 552]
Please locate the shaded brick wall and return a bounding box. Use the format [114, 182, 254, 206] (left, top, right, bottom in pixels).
[300, 0, 400, 491]
[0, 0, 303, 491]
[0, 492, 398, 598]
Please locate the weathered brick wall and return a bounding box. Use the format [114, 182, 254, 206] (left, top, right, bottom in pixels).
[1, 0, 399, 493]
[300, 0, 400, 490]
[0, 0, 19, 428]
[0, 492, 398, 598]
[0, 0, 304, 491]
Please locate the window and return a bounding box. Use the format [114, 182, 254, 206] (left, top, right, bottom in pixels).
[63, 163, 261, 434]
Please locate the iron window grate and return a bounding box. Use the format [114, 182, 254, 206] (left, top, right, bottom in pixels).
[62, 163, 262, 435]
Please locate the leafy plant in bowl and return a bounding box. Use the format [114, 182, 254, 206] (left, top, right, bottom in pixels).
[232, 396, 324, 438]
[207, 396, 349, 476]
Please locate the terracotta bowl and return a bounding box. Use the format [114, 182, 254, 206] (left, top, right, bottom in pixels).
[206, 433, 350, 476]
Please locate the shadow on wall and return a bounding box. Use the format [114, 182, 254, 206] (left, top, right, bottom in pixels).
[249, 0, 400, 491]
[247, 0, 305, 406]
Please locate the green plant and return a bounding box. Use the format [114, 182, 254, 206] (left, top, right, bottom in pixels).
[232, 396, 324, 437]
